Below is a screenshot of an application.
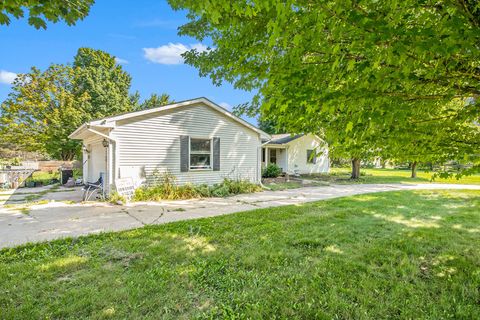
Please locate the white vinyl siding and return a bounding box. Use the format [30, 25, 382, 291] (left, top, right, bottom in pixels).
[112, 103, 261, 185]
[287, 134, 329, 174]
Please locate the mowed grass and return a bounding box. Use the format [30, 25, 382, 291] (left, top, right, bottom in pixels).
[306, 168, 480, 185]
[1, 190, 479, 319]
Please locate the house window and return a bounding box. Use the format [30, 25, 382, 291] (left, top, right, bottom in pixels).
[307, 149, 315, 164]
[269, 149, 277, 164]
[190, 138, 211, 169]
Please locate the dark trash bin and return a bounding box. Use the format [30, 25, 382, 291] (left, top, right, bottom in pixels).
[60, 169, 73, 185]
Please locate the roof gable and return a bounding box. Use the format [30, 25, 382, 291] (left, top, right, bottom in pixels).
[70, 97, 270, 140]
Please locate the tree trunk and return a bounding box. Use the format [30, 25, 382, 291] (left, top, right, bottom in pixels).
[351, 158, 361, 179]
[61, 151, 75, 161]
[411, 161, 418, 178]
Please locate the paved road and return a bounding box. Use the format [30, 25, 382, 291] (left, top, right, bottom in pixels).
[1, 183, 479, 249]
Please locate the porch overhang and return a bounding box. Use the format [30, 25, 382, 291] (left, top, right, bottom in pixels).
[68, 123, 114, 140]
[262, 143, 288, 149]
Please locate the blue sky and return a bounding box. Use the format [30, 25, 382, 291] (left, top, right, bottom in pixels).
[0, 0, 257, 123]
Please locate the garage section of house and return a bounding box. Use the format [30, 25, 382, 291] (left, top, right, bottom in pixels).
[69, 98, 271, 194]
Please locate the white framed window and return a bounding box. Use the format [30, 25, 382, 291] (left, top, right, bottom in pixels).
[189, 138, 212, 170]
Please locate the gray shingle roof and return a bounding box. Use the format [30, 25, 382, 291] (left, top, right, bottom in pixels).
[265, 133, 304, 145]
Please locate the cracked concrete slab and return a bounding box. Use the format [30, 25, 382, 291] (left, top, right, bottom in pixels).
[0, 183, 479, 249]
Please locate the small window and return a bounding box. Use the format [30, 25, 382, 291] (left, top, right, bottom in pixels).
[190, 138, 211, 169]
[307, 149, 315, 164]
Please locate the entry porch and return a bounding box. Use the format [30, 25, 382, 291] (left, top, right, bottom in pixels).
[261, 145, 288, 173]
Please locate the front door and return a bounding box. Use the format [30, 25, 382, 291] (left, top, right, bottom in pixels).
[88, 142, 107, 183]
[269, 149, 277, 164]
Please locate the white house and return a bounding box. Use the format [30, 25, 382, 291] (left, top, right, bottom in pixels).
[69, 98, 329, 194]
[262, 134, 329, 175]
[69, 98, 270, 193]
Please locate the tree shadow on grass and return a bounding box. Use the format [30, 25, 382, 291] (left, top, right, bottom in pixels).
[1, 189, 479, 319]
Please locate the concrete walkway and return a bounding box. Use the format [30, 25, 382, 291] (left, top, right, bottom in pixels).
[1, 183, 479, 249]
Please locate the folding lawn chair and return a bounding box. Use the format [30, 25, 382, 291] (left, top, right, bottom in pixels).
[82, 175, 104, 201]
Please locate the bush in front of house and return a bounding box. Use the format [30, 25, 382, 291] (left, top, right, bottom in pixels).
[132, 171, 262, 201]
[212, 178, 262, 197]
[262, 163, 282, 178]
[108, 191, 127, 205]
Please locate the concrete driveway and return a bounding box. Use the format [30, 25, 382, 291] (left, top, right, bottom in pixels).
[1, 183, 479, 249]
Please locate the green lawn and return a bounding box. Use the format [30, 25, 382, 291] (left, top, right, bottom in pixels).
[305, 168, 480, 185]
[1, 190, 479, 319]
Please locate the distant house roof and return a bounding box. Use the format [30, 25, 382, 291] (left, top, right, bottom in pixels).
[264, 133, 304, 145]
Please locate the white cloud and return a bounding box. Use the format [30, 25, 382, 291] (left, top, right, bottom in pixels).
[219, 102, 233, 111]
[0, 70, 17, 84]
[115, 57, 129, 65]
[143, 43, 209, 65]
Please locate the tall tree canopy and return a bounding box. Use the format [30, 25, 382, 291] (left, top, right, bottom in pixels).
[139, 93, 174, 110]
[73, 48, 135, 118]
[382, 99, 480, 178]
[0, 0, 94, 29]
[169, 0, 480, 176]
[0, 65, 89, 160]
[0, 48, 139, 160]
[257, 114, 289, 135]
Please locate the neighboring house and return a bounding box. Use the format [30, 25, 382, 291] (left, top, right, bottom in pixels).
[69, 98, 270, 194]
[69, 98, 329, 194]
[262, 134, 329, 175]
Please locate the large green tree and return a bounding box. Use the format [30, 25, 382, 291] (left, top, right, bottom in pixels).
[383, 99, 480, 178]
[73, 48, 135, 118]
[257, 114, 288, 135]
[168, 0, 480, 177]
[0, 65, 89, 160]
[139, 93, 174, 110]
[0, 48, 139, 160]
[0, 0, 94, 29]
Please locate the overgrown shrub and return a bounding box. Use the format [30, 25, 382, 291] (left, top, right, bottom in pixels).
[109, 191, 126, 205]
[262, 163, 282, 178]
[214, 178, 262, 195]
[132, 171, 261, 201]
[211, 184, 230, 197]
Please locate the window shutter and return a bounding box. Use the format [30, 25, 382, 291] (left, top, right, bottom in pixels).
[180, 135, 189, 172]
[213, 137, 220, 171]
[313, 153, 317, 164]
